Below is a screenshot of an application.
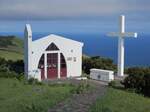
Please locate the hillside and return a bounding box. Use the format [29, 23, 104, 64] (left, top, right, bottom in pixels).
[0, 36, 23, 60]
[90, 88, 150, 112]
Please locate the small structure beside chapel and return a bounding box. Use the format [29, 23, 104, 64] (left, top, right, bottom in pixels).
[24, 24, 84, 81]
[90, 69, 114, 82]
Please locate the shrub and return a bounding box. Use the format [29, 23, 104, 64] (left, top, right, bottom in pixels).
[0, 71, 24, 80]
[82, 56, 116, 74]
[123, 74, 145, 92]
[0, 58, 24, 74]
[122, 67, 150, 97]
[126, 67, 150, 76]
[7, 60, 24, 74]
[122, 74, 150, 97]
[0, 58, 24, 80]
[142, 74, 150, 96]
[16, 73, 25, 81]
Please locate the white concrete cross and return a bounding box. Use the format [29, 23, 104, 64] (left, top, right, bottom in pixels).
[107, 15, 138, 77]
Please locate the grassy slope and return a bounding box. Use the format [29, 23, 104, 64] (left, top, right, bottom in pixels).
[0, 36, 23, 60]
[0, 78, 74, 112]
[0, 50, 23, 60]
[90, 88, 150, 112]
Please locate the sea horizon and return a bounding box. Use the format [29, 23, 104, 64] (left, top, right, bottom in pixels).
[0, 32, 149, 67]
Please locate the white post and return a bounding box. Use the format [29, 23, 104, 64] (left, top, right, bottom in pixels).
[118, 15, 125, 76]
[58, 53, 61, 79]
[44, 53, 47, 79]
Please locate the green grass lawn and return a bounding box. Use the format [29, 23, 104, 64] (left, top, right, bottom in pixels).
[90, 88, 150, 112]
[0, 78, 74, 112]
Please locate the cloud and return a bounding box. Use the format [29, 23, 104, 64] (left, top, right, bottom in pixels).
[0, 0, 149, 20]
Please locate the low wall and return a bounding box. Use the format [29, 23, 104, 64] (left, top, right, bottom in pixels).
[90, 68, 114, 82]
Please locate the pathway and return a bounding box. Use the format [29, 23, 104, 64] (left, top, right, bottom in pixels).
[48, 79, 107, 112]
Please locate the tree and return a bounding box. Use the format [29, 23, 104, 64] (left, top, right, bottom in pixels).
[82, 56, 116, 74]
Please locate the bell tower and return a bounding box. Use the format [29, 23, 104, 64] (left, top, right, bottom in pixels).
[24, 24, 32, 78]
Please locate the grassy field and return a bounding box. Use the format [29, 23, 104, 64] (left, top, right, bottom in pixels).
[0, 36, 23, 60]
[90, 88, 150, 112]
[0, 78, 74, 112]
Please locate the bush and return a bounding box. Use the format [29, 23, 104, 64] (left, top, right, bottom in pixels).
[0, 71, 24, 80]
[8, 60, 24, 74]
[0, 58, 24, 74]
[122, 67, 150, 97]
[82, 56, 116, 74]
[126, 67, 150, 76]
[142, 74, 150, 96]
[0, 58, 24, 80]
[122, 74, 149, 95]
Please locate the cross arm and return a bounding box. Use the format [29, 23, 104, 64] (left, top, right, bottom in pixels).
[107, 32, 137, 38]
[123, 32, 138, 38]
[107, 32, 120, 37]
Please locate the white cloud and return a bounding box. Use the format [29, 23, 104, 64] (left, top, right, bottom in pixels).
[0, 0, 149, 20]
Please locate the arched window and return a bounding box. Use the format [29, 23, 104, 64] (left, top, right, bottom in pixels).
[60, 53, 67, 77]
[46, 43, 59, 51]
[38, 54, 44, 69]
[38, 54, 45, 79]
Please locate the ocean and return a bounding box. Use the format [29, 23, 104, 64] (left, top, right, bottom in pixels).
[0, 32, 150, 67]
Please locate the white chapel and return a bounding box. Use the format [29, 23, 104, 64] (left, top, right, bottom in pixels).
[24, 24, 84, 81]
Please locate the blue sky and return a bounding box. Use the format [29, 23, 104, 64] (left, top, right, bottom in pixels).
[0, 0, 149, 34]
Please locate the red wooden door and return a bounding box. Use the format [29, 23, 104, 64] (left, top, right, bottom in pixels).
[47, 53, 58, 79]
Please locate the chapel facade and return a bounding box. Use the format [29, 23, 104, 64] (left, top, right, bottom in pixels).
[24, 24, 84, 81]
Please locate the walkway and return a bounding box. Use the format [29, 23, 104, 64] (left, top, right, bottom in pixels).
[48, 79, 107, 112]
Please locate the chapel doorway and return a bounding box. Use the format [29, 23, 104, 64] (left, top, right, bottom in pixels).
[38, 43, 67, 80]
[47, 53, 58, 79]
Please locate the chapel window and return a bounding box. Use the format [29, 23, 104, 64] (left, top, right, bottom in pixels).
[46, 43, 59, 51]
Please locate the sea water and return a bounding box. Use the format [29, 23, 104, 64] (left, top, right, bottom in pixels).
[0, 32, 150, 67]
